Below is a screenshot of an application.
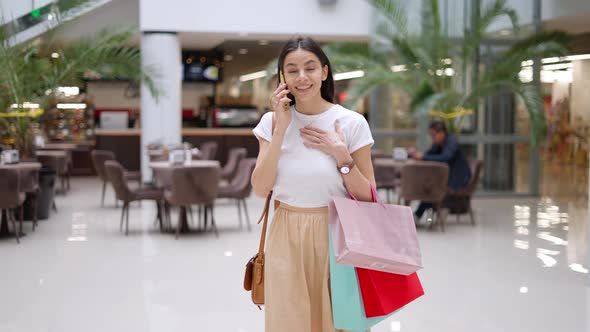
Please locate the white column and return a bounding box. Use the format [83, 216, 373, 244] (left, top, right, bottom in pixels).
[571, 60, 590, 287]
[140, 32, 181, 181]
[571, 60, 590, 126]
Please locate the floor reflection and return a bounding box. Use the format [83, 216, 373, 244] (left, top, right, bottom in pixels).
[540, 161, 588, 273]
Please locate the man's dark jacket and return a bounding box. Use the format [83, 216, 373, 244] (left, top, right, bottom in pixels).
[423, 134, 471, 190]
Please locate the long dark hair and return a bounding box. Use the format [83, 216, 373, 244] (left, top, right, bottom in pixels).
[277, 36, 335, 105]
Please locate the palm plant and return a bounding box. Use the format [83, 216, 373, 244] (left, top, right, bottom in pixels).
[0, 3, 158, 158]
[324, 0, 570, 145]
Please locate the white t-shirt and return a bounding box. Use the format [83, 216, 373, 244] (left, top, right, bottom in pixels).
[252, 104, 374, 208]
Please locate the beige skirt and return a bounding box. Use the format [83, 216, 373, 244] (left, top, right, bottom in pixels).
[264, 202, 362, 332]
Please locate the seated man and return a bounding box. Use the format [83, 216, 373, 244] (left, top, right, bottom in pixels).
[408, 121, 471, 221]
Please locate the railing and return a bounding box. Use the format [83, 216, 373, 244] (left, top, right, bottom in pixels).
[2, 0, 112, 46]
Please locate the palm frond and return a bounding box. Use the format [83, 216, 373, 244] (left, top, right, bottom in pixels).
[517, 84, 546, 146]
[323, 42, 382, 71]
[50, 27, 160, 97]
[367, 0, 409, 37]
[409, 80, 435, 113]
[461, 79, 520, 108]
[483, 33, 569, 84]
[462, 0, 519, 61]
[412, 89, 461, 117]
[504, 30, 570, 59]
[345, 71, 411, 109]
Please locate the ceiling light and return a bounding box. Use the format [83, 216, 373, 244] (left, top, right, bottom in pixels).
[521, 54, 590, 67]
[238, 48, 248, 55]
[519, 287, 528, 294]
[542, 57, 561, 64]
[239, 70, 267, 82]
[565, 54, 590, 61]
[238, 32, 248, 37]
[51, 52, 59, 58]
[542, 63, 572, 71]
[224, 54, 233, 61]
[541, 69, 572, 83]
[10, 102, 40, 109]
[58, 87, 80, 96]
[57, 103, 86, 109]
[334, 70, 365, 81]
[258, 40, 269, 46]
[391, 65, 407, 72]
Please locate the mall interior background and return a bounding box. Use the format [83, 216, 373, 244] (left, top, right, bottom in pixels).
[0, 0, 589, 331]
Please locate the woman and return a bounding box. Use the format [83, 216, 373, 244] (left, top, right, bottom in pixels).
[251, 36, 375, 332]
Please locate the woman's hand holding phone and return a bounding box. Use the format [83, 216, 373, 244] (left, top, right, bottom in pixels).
[270, 71, 292, 135]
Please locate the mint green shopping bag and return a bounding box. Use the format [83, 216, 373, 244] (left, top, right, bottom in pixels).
[329, 232, 396, 331]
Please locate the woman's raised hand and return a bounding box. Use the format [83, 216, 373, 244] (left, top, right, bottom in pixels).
[270, 83, 292, 134]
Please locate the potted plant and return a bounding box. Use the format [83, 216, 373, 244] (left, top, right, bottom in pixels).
[0, 2, 159, 158]
[324, 0, 570, 145]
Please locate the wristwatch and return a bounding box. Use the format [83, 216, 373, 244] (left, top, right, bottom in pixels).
[338, 160, 355, 175]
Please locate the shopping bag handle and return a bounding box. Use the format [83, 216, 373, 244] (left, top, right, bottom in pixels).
[347, 181, 386, 208]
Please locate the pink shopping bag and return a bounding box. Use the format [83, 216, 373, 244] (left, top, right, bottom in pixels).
[328, 184, 422, 275]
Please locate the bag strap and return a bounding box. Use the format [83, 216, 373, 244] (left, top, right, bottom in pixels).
[254, 112, 276, 255]
[256, 192, 272, 255]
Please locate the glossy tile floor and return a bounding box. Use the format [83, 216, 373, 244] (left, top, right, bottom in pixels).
[0, 168, 588, 332]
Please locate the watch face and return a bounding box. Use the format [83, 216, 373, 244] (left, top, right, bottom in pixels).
[340, 166, 350, 174]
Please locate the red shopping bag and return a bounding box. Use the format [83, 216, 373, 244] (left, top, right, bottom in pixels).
[356, 267, 424, 318]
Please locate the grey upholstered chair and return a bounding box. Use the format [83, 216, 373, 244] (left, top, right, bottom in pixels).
[0, 168, 25, 243]
[91, 150, 141, 207]
[104, 161, 164, 235]
[220, 148, 247, 181]
[198, 141, 218, 161]
[164, 166, 220, 238]
[374, 159, 400, 203]
[399, 161, 449, 232]
[445, 160, 483, 225]
[217, 158, 257, 231]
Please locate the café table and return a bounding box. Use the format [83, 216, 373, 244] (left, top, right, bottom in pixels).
[36, 150, 68, 174]
[148, 149, 202, 162]
[150, 160, 220, 233]
[372, 158, 413, 202]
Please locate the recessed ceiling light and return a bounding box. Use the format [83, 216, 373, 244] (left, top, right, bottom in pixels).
[238, 48, 248, 55]
[258, 40, 269, 46]
[224, 54, 233, 61]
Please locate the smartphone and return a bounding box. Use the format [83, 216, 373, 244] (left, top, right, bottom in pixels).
[279, 70, 289, 111]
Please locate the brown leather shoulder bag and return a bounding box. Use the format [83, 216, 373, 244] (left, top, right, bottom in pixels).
[243, 191, 272, 309]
